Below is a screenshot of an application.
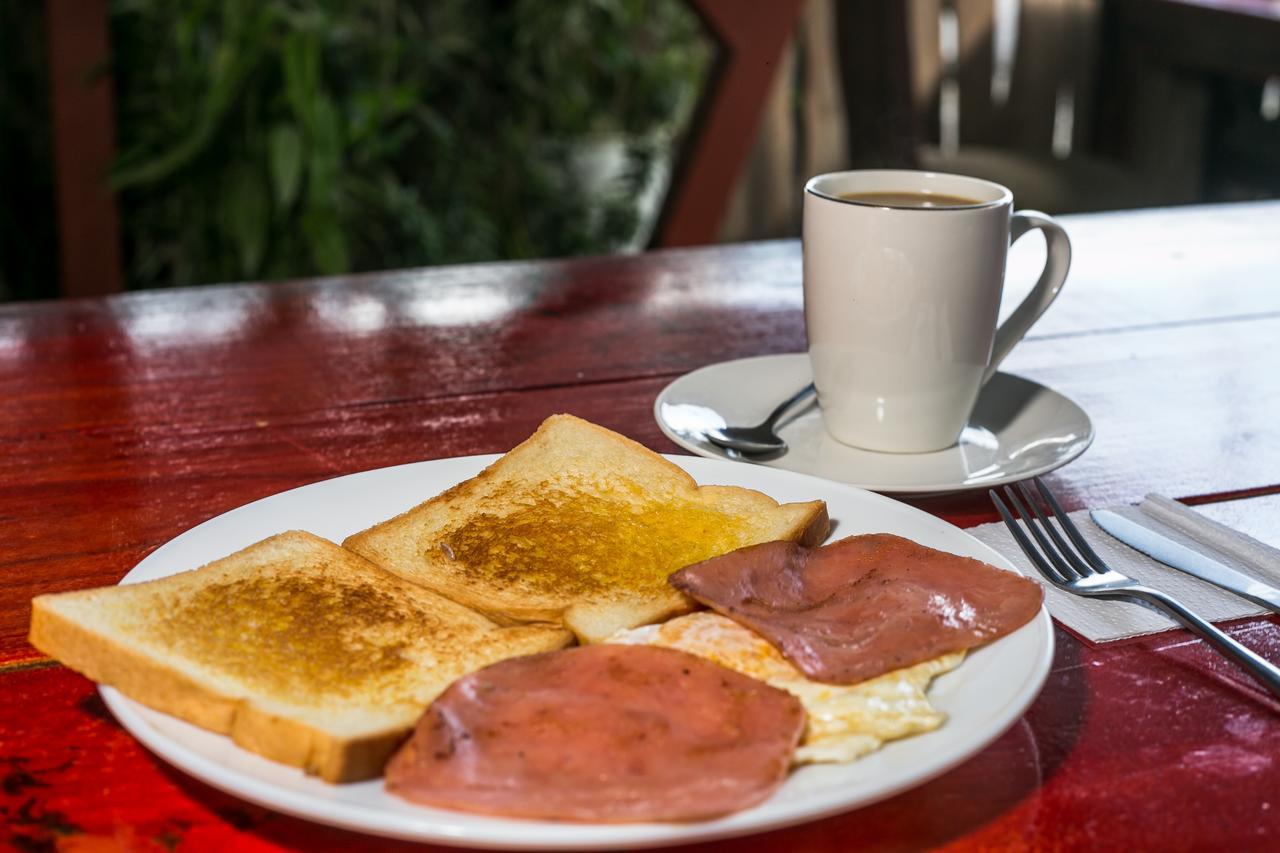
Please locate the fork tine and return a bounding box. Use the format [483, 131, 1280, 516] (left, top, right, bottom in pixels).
[989, 488, 1069, 585]
[1033, 477, 1112, 571]
[1002, 485, 1083, 582]
[1014, 480, 1097, 578]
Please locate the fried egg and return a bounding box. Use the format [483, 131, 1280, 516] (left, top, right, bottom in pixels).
[609, 611, 963, 764]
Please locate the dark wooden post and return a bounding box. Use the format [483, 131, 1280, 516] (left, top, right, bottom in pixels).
[45, 0, 123, 297]
[653, 0, 808, 247]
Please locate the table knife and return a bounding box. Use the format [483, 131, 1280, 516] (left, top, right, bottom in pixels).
[1090, 509, 1280, 615]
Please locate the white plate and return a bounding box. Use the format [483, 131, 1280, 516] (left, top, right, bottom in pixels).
[655, 354, 1093, 495]
[102, 454, 1054, 850]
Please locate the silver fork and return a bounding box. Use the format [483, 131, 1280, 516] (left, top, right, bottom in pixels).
[991, 478, 1280, 699]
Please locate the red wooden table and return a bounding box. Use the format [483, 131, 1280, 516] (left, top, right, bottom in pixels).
[3, 201, 1279, 851]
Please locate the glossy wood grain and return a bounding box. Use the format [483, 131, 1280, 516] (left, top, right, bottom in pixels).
[2, 202, 1279, 850]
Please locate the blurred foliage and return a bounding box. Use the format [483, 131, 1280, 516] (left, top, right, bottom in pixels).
[0, 2, 58, 302]
[109, 0, 711, 289]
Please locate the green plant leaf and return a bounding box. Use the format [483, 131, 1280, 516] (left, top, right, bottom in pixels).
[301, 208, 349, 275]
[282, 30, 321, 130]
[310, 95, 343, 156]
[221, 163, 270, 277]
[104, 0, 712, 290]
[110, 8, 270, 190]
[268, 123, 304, 211]
[306, 95, 344, 207]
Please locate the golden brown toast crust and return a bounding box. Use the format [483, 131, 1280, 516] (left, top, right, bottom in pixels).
[30, 531, 572, 782]
[345, 415, 829, 642]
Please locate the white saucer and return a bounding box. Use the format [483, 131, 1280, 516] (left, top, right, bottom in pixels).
[654, 354, 1093, 495]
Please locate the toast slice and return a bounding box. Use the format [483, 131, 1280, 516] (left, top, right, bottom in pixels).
[29, 531, 572, 783]
[344, 414, 829, 643]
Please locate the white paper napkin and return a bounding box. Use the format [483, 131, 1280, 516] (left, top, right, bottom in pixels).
[967, 494, 1280, 643]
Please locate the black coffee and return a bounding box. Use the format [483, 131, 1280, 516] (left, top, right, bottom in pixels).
[838, 191, 982, 208]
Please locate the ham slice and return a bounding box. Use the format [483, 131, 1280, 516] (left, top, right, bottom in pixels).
[384, 644, 805, 822]
[669, 534, 1043, 685]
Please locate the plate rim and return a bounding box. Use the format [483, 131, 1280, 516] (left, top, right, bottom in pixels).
[653, 352, 1094, 495]
[101, 452, 1055, 850]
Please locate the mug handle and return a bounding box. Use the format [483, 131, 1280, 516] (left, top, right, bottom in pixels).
[983, 210, 1072, 384]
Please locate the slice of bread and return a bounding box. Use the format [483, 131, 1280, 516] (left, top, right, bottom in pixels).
[344, 414, 829, 643]
[29, 530, 572, 783]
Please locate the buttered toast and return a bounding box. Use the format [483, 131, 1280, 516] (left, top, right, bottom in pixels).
[29, 531, 572, 782]
[344, 414, 829, 643]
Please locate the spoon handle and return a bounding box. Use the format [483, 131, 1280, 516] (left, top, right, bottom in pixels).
[763, 383, 817, 428]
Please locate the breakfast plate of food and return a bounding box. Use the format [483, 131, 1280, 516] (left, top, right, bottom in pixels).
[30, 416, 1053, 849]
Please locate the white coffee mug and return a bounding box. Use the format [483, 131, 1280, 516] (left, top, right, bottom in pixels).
[803, 170, 1070, 453]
